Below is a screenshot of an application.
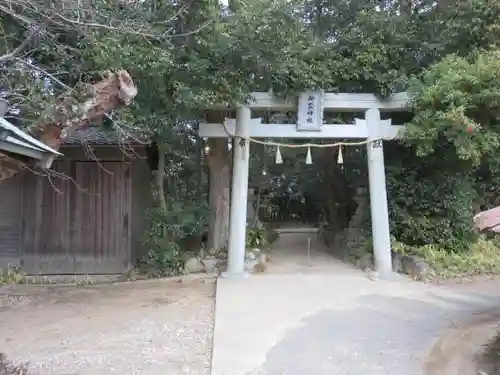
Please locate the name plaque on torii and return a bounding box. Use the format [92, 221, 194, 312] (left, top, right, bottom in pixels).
[197, 91, 412, 280]
[296, 91, 324, 132]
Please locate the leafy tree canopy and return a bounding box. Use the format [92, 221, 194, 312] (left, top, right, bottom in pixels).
[4, 0, 500, 275]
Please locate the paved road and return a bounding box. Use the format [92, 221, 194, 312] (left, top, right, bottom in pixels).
[257, 292, 498, 375]
[211, 232, 500, 375]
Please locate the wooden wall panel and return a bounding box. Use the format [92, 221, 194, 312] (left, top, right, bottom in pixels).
[0, 174, 23, 268]
[130, 159, 153, 265]
[21, 160, 132, 274]
[22, 161, 74, 274]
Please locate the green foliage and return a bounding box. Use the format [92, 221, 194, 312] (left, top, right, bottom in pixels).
[0, 266, 25, 284]
[405, 50, 500, 162]
[142, 198, 208, 277]
[392, 236, 500, 279]
[386, 143, 478, 252]
[385, 49, 500, 254]
[245, 222, 279, 251]
[246, 221, 268, 249]
[5, 0, 500, 277]
[0, 268, 96, 285]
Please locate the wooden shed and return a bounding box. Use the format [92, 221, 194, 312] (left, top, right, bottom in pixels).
[0, 127, 153, 274]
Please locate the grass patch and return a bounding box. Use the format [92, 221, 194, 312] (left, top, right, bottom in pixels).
[0, 266, 25, 285]
[0, 266, 96, 286]
[393, 236, 500, 280]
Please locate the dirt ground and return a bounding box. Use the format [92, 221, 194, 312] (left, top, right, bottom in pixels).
[4, 262, 500, 375]
[425, 310, 500, 375]
[0, 276, 216, 375]
[424, 276, 500, 375]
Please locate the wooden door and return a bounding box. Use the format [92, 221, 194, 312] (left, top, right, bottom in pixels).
[73, 162, 131, 274]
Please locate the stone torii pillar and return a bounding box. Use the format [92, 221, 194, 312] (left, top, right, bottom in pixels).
[222, 107, 251, 279]
[365, 108, 393, 279]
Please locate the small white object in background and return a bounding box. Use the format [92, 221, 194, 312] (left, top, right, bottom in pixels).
[337, 145, 344, 164]
[305, 146, 313, 164]
[275, 146, 283, 164]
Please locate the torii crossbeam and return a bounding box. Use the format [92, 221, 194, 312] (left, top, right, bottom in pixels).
[199, 91, 411, 280]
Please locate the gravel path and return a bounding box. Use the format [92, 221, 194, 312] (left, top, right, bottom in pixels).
[0, 277, 216, 375]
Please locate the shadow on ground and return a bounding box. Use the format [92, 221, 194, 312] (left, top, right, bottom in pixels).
[479, 330, 500, 374]
[255, 293, 500, 375]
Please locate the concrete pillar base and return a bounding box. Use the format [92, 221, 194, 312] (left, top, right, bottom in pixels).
[220, 271, 250, 280]
[368, 270, 404, 282]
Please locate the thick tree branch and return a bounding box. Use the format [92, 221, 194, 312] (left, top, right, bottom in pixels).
[29, 69, 137, 150]
[0, 0, 211, 41]
[0, 21, 45, 63]
[0, 69, 138, 182]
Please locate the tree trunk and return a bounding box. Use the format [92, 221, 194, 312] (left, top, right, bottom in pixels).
[207, 137, 231, 251]
[253, 143, 266, 225]
[322, 148, 341, 230]
[254, 184, 262, 225]
[0, 70, 137, 182]
[155, 139, 167, 212]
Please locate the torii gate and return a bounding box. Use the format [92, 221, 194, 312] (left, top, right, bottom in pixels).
[199, 91, 411, 280]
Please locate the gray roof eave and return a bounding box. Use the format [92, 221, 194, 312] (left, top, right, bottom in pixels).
[0, 117, 62, 156]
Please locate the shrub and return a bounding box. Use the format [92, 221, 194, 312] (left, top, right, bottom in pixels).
[141, 198, 208, 277]
[246, 221, 269, 249]
[0, 267, 25, 285]
[392, 235, 500, 279]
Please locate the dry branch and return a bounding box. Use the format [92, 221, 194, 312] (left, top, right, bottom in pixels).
[0, 69, 137, 182]
[0, 0, 211, 43]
